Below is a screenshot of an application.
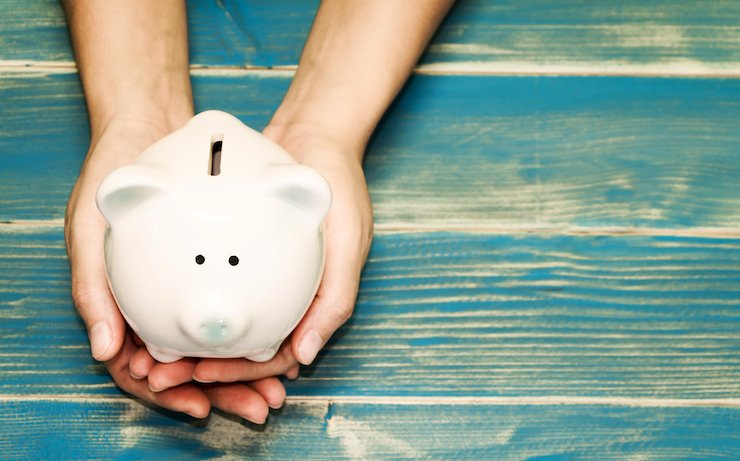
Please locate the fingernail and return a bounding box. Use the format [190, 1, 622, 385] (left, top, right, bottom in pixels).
[285, 369, 299, 381]
[130, 369, 144, 380]
[242, 414, 267, 425]
[193, 374, 215, 384]
[297, 330, 324, 365]
[269, 395, 286, 410]
[148, 378, 169, 393]
[185, 406, 209, 419]
[89, 322, 113, 360]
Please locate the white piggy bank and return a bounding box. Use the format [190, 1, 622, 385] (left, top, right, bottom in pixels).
[96, 110, 331, 363]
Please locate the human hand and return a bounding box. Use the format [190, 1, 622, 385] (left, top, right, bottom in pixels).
[188, 123, 374, 384]
[65, 118, 287, 423]
[100, 117, 373, 396]
[271, 126, 374, 366]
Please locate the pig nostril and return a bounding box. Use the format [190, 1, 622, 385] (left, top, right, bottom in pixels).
[199, 320, 229, 340]
[186, 316, 247, 346]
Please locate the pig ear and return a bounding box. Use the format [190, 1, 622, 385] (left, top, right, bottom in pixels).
[265, 165, 332, 228]
[96, 165, 167, 227]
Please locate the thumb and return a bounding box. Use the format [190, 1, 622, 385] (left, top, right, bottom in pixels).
[291, 259, 360, 366]
[71, 271, 126, 362]
[67, 223, 126, 362]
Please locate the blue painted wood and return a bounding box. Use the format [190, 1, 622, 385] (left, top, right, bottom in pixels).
[425, 0, 740, 69]
[1, 72, 739, 228]
[2, 0, 739, 69]
[2, 0, 739, 456]
[0, 399, 737, 459]
[1, 226, 738, 398]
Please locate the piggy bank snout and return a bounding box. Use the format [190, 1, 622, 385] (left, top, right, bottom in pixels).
[179, 311, 251, 347]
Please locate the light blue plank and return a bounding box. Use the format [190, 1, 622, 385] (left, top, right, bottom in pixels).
[1, 72, 739, 228]
[0, 0, 317, 66]
[1, 226, 738, 398]
[0, 399, 737, 460]
[2, 0, 739, 69]
[185, 0, 317, 68]
[425, 0, 740, 69]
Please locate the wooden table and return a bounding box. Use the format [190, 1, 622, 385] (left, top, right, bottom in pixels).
[1, 1, 738, 458]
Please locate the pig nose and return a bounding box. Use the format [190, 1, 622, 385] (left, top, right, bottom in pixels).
[181, 314, 250, 347]
[200, 319, 231, 345]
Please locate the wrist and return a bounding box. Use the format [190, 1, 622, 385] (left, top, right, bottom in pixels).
[84, 110, 191, 168]
[264, 119, 367, 165]
[63, 0, 193, 142]
[85, 79, 194, 143]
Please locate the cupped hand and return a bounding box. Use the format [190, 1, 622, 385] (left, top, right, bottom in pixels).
[275, 128, 374, 366]
[190, 123, 374, 383]
[65, 118, 287, 423]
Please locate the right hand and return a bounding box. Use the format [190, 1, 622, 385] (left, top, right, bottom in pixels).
[64, 118, 287, 423]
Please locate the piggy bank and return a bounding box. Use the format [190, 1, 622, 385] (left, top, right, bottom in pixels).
[96, 110, 331, 363]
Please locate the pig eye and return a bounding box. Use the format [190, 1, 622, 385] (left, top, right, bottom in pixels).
[195, 255, 205, 265]
[228, 255, 239, 266]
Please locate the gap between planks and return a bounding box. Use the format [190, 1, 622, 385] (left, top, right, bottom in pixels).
[0, 394, 738, 408]
[3, 220, 740, 238]
[1, 61, 739, 78]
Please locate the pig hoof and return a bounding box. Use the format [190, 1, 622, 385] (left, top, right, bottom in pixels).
[247, 348, 278, 362]
[147, 346, 182, 363]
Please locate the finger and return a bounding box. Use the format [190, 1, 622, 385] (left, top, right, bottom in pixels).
[284, 363, 300, 380]
[108, 333, 210, 418]
[193, 343, 297, 383]
[147, 357, 198, 392]
[202, 383, 271, 424]
[69, 268, 126, 361]
[291, 226, 363, 365]
[128, 345, 156, 379]
[248, 377, 287, 410]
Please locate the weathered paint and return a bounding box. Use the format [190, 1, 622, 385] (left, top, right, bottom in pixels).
[0, 399, 737, 459]
[1, 227, 738, 398]
[1, 72, 739, 229]
[1, 0, 739, 458]
[1, 0, 739, 73]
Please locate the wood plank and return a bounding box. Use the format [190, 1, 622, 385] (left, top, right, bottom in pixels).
[424, 0, 740, 74]
[2, 72, 739, 229]
[2, 0, 739, 72]
[0, 399, 737, 459]
[1, 226, 738, 398]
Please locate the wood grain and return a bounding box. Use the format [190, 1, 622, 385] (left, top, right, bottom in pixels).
[2, 0, 739, 456]
[2, 72, 739, 229]
[2, 0, 739, 74]
[0, 399, 737, 459]
[1, 226, 738, 398]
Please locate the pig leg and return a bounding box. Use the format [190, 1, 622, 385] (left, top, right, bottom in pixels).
[145, 344, 183, 363]
[245, 342, 281, 362]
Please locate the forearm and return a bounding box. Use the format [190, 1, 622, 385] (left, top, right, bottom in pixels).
[61, 0, 193, 140]
[269, 0, 454, 157]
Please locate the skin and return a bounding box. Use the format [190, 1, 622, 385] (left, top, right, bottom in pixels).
[63, 0, 454, 423]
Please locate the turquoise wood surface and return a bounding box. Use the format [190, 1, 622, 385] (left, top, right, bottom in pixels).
[1, 400, 738, 460]
[0, 0, 738, 459]
[2, 0, 739, 71]
[1, 227, 738, 398]
[2, 72, 739, 228]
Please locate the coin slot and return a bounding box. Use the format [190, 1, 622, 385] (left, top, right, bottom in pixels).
[209, 133, 224, 176]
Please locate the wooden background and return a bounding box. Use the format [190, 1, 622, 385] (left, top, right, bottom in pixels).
[1, 0, 739, 458]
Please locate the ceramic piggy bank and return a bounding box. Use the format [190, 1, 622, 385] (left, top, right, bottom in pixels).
[96, 110, 331, 363]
